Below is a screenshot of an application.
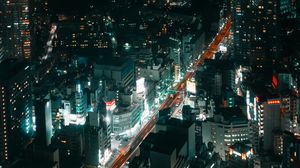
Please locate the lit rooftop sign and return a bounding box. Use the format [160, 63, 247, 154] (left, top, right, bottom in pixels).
[267, 100, 280, 105]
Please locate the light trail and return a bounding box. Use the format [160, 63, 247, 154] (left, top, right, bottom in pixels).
[109, 16, 231, 168]
[41, 23, 57, 60]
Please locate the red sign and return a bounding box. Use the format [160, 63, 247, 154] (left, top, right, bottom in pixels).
[272, 74, 278, 89]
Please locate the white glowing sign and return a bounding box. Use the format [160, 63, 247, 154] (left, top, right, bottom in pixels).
[187, 80, 196, 94]
[254, 97, 257, 121]
[219, 45, 227, 52]
[136, 78, 145, 94]
[246, 90, 251, 120]
[233, 151, 241, 156]
[106, 99, 116, 111]
[64, 113, 86, 126]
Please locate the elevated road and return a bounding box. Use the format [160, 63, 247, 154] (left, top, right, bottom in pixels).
[109, 17, 231, 168]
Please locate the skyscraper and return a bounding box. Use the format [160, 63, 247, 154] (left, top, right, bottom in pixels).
[34, 96, 53, 147]
[232, 0, 280, 72]
[0, 59, 33, 166]
[0, 0, 31, 61]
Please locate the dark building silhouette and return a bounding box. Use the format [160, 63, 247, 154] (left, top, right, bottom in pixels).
[0, 59, 33, 165]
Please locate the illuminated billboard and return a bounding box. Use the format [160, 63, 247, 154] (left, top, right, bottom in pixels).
[136, 77, 145, 94]
[64, 113, 86, 126]
[106, 99, 116, 111]
[174, 65, 180, 82]
[186, 79, 196, 94]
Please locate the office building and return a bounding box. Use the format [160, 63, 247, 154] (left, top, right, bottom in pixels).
[34, 96, 53, 147]
[280, 92, 299, 134]
[283, 131, 300, 168]
[94, 57, 135, 92]
[181, 32, 205, 72]
[63, 83, 88, 126]
[112, 97, 142, 134]
[1, 0, 31, 60]
[196, 60, 235, 98]
[256, 98, 281, 152]
[156, 118, 196, 159]
[85, 100, 111, 167]
[138, 63, 169, 82]
[232, 0, 280, 71]
[147, 131, 188, 168]
[54, 14, 116, 51]
[202, 107, 249, 160]
[56, 125, 84, 167]
[0, 59, 33, 166]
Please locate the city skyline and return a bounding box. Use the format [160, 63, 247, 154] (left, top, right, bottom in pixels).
[0, 0, 300, 168]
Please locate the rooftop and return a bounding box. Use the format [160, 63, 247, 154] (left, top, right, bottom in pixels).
[146, 131, 186, 155]
[0, 58, 29, 81]
[157, 117, 194, 129]
[214, 107, 248, 125]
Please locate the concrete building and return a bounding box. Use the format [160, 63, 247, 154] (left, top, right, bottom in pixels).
[257, 98, 281, 152]
[283, 131, 300, 168]
[94, 57, 135, 92]
[149, 131, 188, 168]
[232, 0, 280, 71]
[56, 125, 84, 167]
[112, 101, 142, 134]
[0, 59, 33, 166]
[181, 32, 205, 72]
[196, 60, 235, 98]
[0, 0, 31, 60]
[54, 14, 113, 53]
[85, 100, 111, 167]
[202, 107, 249, 160]
[156, 118, 196, 159]
[138, 64, 165, 82]
[34, 96, 53, 147]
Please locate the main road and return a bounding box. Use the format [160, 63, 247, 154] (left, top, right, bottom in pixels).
[109, 17, 231, 168]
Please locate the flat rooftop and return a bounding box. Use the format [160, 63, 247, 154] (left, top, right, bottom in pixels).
[146, 131, 186, 155]
[157, 117, 194, 129]
[0, 58, 28, 81]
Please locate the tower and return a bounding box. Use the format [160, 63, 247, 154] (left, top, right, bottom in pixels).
[1, 0, 31, 61]
[0, 59, 33, 166]
[232, 0, 280, 72]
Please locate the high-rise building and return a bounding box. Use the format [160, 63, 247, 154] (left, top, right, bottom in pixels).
[85, 100, 111, 167]
[156, 118, 196, 159]
[202, 107, 249, 160]
[256, 98, 282, 152]
[283, 131, 300, 168]
[0, 59, 33, 166]
[34, 96, 53, 147]
[94, 57, 135, 92]
[54, 14, 115, 58]
[1, 0, 31, 61]
[63, 83, 88, 127]
[231, 0, 255, 65]
[232, 0, 280, 72]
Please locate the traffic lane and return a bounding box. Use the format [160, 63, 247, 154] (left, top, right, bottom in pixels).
[109, 17, 232, 168]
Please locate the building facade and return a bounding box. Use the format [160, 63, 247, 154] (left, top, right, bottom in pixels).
[0, 0, 31, 61]
[0, 59, 33, 165]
